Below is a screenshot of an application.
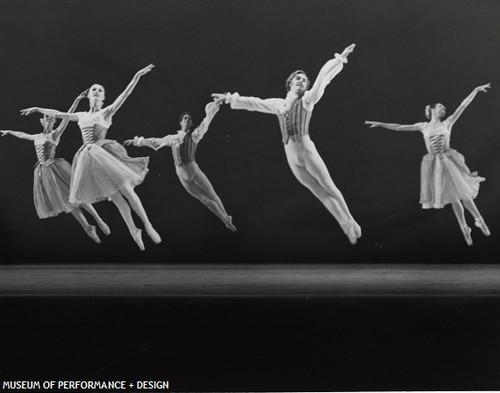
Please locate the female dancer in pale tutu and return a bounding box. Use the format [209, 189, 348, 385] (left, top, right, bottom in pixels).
[124, 101, 237, 231]
[2, 90, 109, 243]
[365, 83, 491, 246]
[212, 44, 361, 244]
[21, 64, 161, 251]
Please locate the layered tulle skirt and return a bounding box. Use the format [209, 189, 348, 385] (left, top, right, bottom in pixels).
[420, 149, 484, 209]
[69, 139, 149, 205]
[33, 158, 76, 219]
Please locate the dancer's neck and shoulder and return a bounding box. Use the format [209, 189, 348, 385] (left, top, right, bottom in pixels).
[423, 104, 452, 137]
[34, 130, 58, 146]
[76, 84, 113, 130]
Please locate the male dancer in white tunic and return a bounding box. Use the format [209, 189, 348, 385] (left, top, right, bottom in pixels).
[212, 44, 360, 244]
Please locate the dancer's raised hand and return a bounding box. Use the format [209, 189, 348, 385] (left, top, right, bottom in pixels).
[475, 83, 491, 93]
[211, 93, 228, 105]
[20, 107, 39, 116]
[77, 89, 89, 100]
[136, 64, 155, 78]
[340, 44, 356, 59]
[364, 120, 381, 128]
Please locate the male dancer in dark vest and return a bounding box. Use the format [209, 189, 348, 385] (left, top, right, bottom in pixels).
[212, 44, 360, 244]
[124, 101, 236, 231]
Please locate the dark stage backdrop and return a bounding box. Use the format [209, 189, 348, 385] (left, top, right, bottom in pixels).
[1, 2, 500, 391]
[0, 0, 498, 263]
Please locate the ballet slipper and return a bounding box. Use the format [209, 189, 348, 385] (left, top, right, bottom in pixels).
[85, 225, 101, 244]
[353, 221, 362, 238]
[460, 225, 473, 247]
[225, 216, 237, 232]
[342, 221, 357, 245]
[474, 216, 491, 236]
[97, 220, 111, 236]
[132, 229, 145, 251]
[145, 223, 162, 244]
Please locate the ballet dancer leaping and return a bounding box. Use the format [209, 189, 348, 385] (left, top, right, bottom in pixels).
[124, 101, 237, 231]
[365, 83, 491, 246]
[1, 90, 109, 243]
[212, 44, 361, 244]
[21, 64, 161, 251]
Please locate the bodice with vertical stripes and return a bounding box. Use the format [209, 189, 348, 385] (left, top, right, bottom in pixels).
[77, 110, 112, 145]
[423, 121, 451, 156]
[79, 124, 109, 144]
[277, 98, 312, 144]
[172, 132, 197, 166]
[34, 134, 57, 163]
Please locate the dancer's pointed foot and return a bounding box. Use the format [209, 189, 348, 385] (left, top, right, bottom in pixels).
[225, 216, 237, 232]
[461, 225, 473, 246]
[353, 221, 362, 238]
[85, 225, 101, 244]
[97, 220, 111, 236]
[132, 229, 145, 251]
[342, 221, 357, 245]
[145, 224, 162, 244]
[475, 216, 491, 236]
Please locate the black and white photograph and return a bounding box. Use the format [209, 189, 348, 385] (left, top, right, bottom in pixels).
[0, 0, 499, 391]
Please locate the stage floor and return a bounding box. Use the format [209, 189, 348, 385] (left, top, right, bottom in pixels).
[1, 264, 499, 296]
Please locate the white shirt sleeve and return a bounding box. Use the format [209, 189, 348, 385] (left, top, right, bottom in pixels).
[192, 102, 221, 144]
[303, 53, 346, 111]
[159, 134, 184, 148]
[228, 93, 281, 114]
[134, 135, 180, 150]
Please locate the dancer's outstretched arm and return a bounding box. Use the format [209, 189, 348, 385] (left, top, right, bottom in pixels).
[0, 130, 37, 141]
[303, 43, 355, 110]
[52, 89, 88, 141]
[365, 121, 424, 132]
[447, 83, 491, 127]
[20, 106, 79, 121]
[123, 133, 183, 151]
[211, 92, 281, 114]
[105, 64, 154, 117]
[191, 102, 220, 143]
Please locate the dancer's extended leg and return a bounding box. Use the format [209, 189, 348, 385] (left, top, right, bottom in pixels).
[120, 184, 161, 244]
[303, 148, 361, 238]
[192, 166, 236, 231]
[452, 201, 472, 246]
[462, 198, 490, 236]
[109, 191, 144, 251]
[287, 158, 356, 244]
[193, 166, 230, 216]
[81, 203, 110, 235]
[70, 208, 100, 243]
[179, 176, 236, 231]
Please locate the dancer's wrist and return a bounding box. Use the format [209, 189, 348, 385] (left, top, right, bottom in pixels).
[335, 53, 348, 64]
